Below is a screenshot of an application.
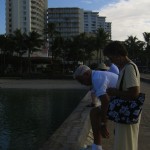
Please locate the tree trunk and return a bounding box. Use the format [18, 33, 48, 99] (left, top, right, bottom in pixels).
[27, 50, 31, 73]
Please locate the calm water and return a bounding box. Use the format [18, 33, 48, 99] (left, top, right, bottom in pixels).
[0, 88, 87, 150]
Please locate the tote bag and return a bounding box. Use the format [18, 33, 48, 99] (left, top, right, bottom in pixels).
[107, 63, 145, 124]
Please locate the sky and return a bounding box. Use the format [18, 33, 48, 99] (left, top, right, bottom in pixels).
[0, 0, 150, 41]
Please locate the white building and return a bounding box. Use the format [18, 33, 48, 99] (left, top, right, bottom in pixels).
[104, 22, 111, 38]
[6, 0, 48, 57]
[6, 0, 48, 38]
[47, 7, 84, 39]
[84, 11, 111, 39]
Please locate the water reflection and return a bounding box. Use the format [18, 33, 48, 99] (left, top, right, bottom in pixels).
[0, 89, 87, 150]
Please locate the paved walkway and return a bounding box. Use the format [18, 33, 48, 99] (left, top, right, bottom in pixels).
[140, 73, 150, 79]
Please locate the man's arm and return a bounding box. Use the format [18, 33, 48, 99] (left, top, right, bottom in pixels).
[99, 94, 110, 138]
[99, 94, 109, 123]
[106, 86, 140, 100]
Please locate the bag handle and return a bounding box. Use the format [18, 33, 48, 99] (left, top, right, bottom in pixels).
[119, 69, 125, 91]
[119, 62, 137, 91]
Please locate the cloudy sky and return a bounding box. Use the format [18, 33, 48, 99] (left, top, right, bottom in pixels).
[0, 0, 150, 41]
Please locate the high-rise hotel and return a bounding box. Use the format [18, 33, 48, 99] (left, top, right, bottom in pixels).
[84, 11, 111, 39]
[47, 7, 84, 39]
[6, 0, 48, 38]
[47, 8, 111, 39]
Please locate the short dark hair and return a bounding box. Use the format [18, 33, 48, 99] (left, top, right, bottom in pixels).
[103, 41, 128, 56]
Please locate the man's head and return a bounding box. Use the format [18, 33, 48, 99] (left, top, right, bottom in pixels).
[103, 41, 128, 57]
[73, 65, 92, 85]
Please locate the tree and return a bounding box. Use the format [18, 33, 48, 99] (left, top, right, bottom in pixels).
[44, 22, 60, 61]
[143, 32, 150, 68]
[52, 36, 64, 60]
[0, 34, 7, 74]
[25, 31, 43, 73]
[0, 34, 16, 74]
[124, 36, 144, 60]
[12, 29, 27, 57]
[11, 29, 28, 73]
[95, 28, 110, 63]
[83, 35, 96, 65]
[67, 33, 87, 63]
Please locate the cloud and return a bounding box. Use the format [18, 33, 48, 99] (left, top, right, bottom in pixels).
[81, 0, 93, 4]
[98, 0, 150, 41]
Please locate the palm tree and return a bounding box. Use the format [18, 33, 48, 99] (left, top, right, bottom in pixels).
[0, 34, 16, 74]
[143, 32, 150, 68]
[95, 28, 110, 63]
[83, 35, 96, 65]
[44, 22, 60, 61]
[76, 33, 88, 63]
[124, 36, 144, 60]
[51, 36, 64, 60]
[25, 31, 43, 73]
[11, 29, 27, 73]
[62, 38, 73, 61]
[0, 34, 7, 74]
[12, 29, 27, 57]
[68, 33, 87, 63]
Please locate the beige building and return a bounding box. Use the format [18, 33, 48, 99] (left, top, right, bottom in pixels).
[47, 7, 84, 39]
[6, 0, 48, 38]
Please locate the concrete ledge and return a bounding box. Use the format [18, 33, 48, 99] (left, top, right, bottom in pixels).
[40, 91, 92, 150]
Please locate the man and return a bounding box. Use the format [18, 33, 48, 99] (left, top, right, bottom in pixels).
[87, 62, 110, 107]
[105, 59, 119, 75]
[74, 65, 118, 150]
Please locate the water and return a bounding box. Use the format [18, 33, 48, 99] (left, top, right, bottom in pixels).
[0, 88, 87, 150]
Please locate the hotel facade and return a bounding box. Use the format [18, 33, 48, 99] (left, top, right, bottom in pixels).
[6, 0, 48, 38]
[47, 7, 84, 39]
[47, 8, 111, 39]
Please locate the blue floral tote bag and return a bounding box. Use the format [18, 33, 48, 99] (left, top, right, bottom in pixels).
[107, 63, 145, 124]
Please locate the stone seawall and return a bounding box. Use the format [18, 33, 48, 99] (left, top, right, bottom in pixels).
[40, 91, 92, 150]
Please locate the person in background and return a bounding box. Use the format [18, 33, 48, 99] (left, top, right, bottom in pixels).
[87, 63, 110, 107]
[105, 59, 119, 75]
[74, 65, 118, 150]
[103, 41, 141, 150]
